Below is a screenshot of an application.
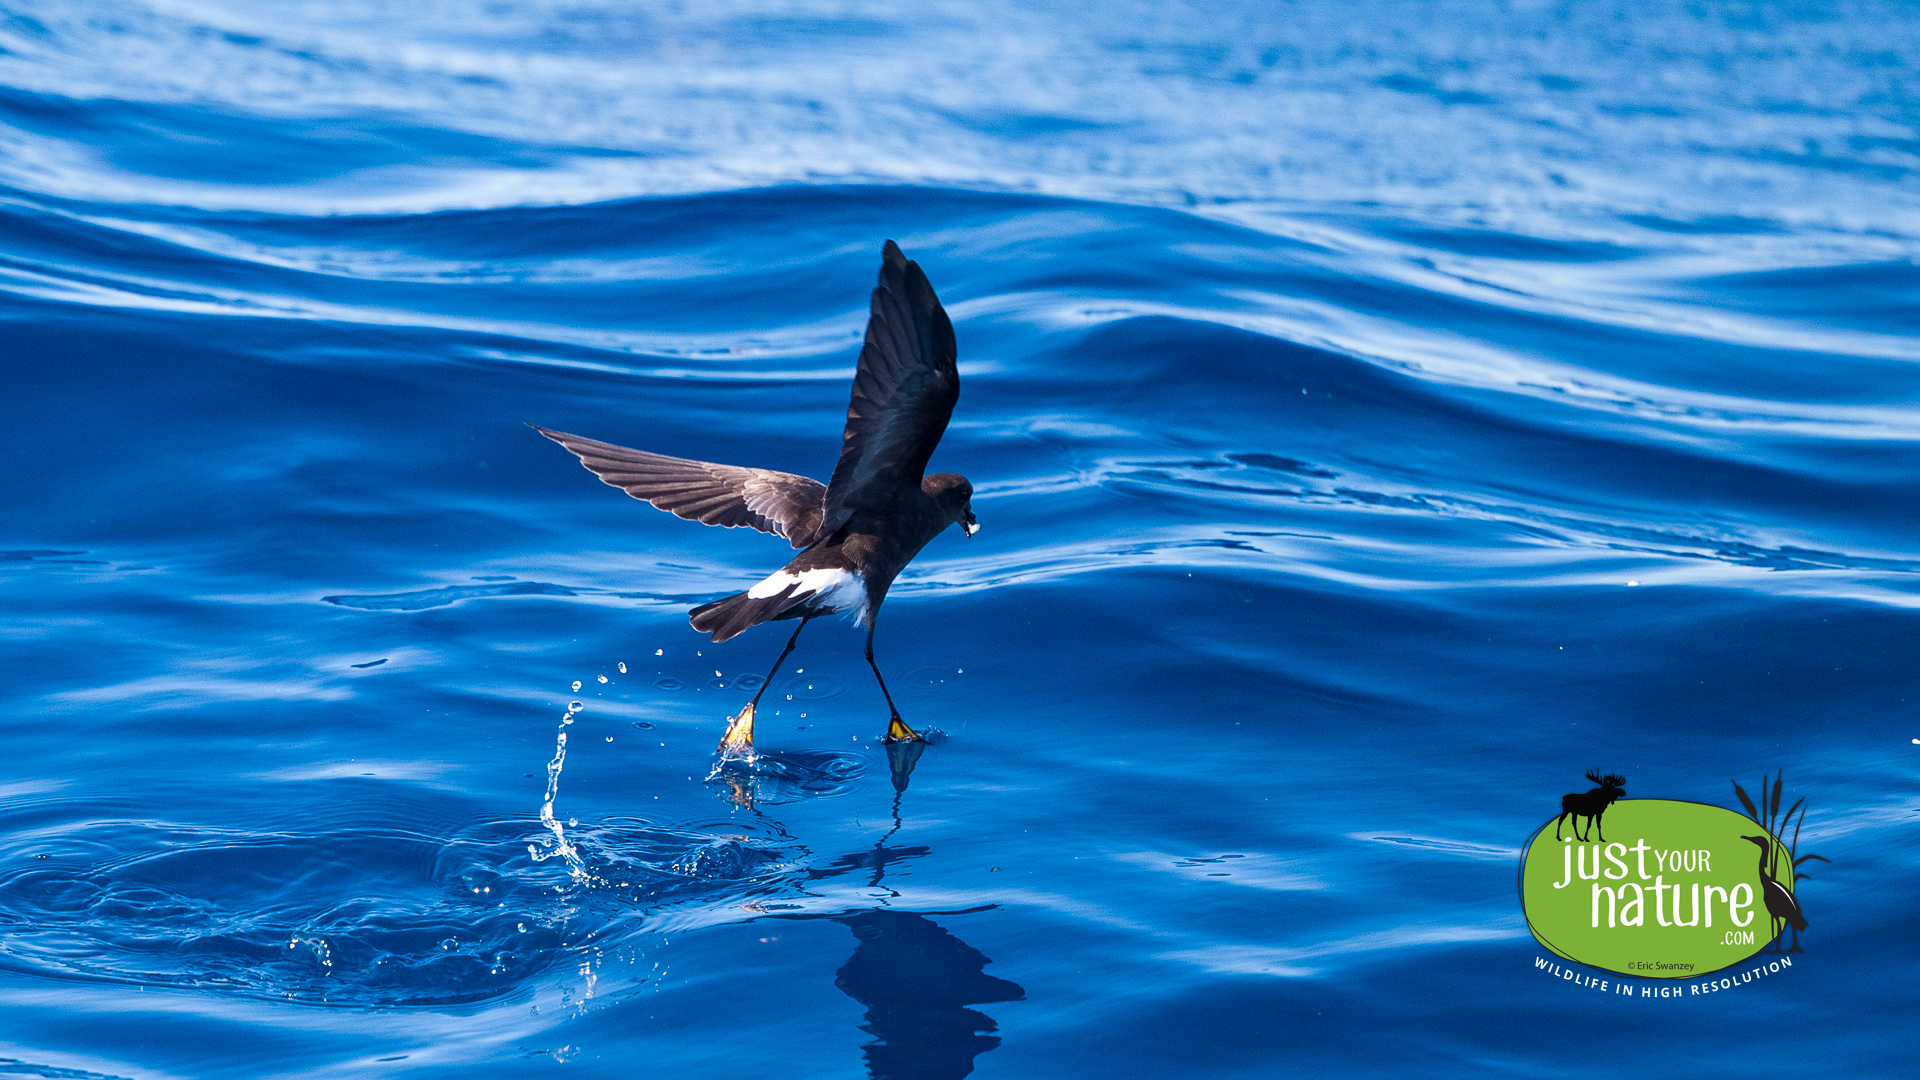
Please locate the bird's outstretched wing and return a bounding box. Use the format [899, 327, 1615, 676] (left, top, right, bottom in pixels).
[533, 426, 826, 548]
[822, 240, 958, 535]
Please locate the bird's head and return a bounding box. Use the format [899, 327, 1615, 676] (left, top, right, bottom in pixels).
[923, 472, 977, 536]
[1740, 835, 1771, 849]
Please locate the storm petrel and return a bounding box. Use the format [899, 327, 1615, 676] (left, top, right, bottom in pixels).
[534, 241, 975, 755]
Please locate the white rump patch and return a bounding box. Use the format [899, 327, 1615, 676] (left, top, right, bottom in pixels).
[747, 567, 869, 622]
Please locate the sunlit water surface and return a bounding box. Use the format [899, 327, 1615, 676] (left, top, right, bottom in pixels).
[2, 2, 1918, 1077]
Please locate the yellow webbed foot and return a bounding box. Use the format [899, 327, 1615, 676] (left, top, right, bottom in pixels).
[884, 713, 923, 744]
[717, 700, 756, 757]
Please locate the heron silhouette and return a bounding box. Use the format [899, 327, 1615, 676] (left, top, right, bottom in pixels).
[1741, 834, 1808, 953]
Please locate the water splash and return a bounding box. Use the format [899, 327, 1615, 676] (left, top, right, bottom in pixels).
[527, 701, 593, 885]
[706, 748, 868, 807]
[286, 932, 334, 975]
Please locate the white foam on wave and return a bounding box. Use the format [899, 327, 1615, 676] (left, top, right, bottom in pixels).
[888, 519, 1920, 612]
[0, 0, 1915, 235]
[0, 252, 874, 361]
[1005, 288, 1920, 438]
[1160, 921, 1529, 978]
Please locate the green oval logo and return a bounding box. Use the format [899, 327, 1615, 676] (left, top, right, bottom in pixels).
[1521, 800, 1796, 978]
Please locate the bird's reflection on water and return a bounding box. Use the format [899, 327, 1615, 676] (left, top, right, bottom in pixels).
[807, 840, 931, 890]
[830, 910, 1025, 1080]
[707, 735, 928, 811]
[798, 836, 1022, 1076]
[719, 740, 1021, 1077]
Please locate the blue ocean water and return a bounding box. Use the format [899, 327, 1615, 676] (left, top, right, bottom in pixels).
[3, 2, 1918, 1076]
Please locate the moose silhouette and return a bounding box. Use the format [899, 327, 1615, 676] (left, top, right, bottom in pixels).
[1555, 769, 1626, 842]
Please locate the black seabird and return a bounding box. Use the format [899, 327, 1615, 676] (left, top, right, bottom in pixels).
[534, 241, 976, 756]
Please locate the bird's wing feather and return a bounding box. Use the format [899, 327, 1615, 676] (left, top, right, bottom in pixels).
[821, 240, 958, 535]
[533, 426, 826, 548]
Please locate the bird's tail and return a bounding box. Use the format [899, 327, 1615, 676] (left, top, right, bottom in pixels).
[688, 588, 803, 643]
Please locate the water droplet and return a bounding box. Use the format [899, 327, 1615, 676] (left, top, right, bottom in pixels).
[568, 817, 578, 827]
[619, 662, 628, 673]
[571, 680, 582, 692]
[518, 923, 527, 933]
[714, 669, 722, 677]
[605, 736, 613, 742]
[570, 701, 584, 711]
[598, 675, 608, 684]
[655, 648, 663, 656]
[1627, 580, 1640, 587]
[631, 721, 655, 729]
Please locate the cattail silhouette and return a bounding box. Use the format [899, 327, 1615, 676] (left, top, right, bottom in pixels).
[1732, 771, 1828, 953]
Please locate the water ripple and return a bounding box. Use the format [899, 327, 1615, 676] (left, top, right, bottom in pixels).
[0, 813, 796, 1008]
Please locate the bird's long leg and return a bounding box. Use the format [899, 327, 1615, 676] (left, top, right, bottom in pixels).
[866, 623, 922, 744]
[753, 616, 811, 712]
[717, 616, 810, 756]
